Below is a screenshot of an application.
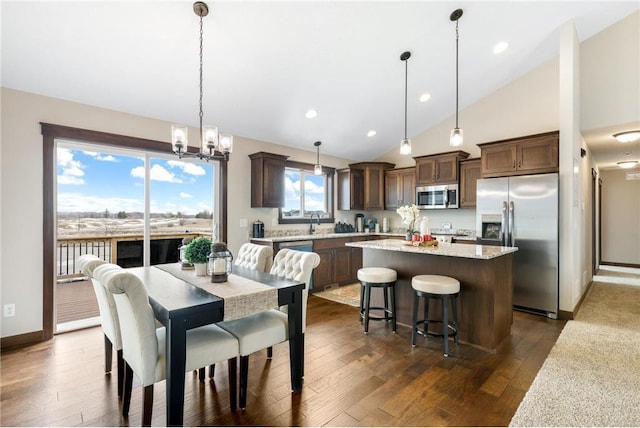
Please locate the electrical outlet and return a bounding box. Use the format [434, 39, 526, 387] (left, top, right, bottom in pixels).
[4, 304, 15, 317]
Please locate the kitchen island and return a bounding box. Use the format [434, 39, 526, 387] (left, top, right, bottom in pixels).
[346, 239, 518, 352]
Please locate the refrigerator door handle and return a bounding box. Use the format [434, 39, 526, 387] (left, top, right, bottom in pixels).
[509, 201, 515, 246]
[501, 201, 507, 246]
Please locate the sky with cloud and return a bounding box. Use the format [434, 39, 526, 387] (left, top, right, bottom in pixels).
[57, 146, 214, 215]
[284, 169, 326, 214]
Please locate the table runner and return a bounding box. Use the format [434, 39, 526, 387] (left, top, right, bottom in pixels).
[155, 264, 278, 321]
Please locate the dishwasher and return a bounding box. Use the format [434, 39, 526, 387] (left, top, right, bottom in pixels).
[277, 240, 314, 290]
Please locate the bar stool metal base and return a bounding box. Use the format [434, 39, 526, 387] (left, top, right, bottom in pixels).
[359, 281, 397, 334]
[412, 291, 459, 356]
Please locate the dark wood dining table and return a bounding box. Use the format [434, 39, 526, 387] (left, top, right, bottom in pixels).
[126, 264, 305, 426]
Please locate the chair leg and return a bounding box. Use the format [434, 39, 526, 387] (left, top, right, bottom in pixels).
[358, 283, 363, 322]
[209, 364, 215, 379]
[390, 284, 397, 333]
[443, 296, 450, 357]
[122, 362, 134, 418]
[267, 346, 273, 359]
[452, 294, 459, 345]
[239, 355, 249, 409]
[117, 349, 124, 398]
[363, 284, 371, 334]
[104, 334, 113, 373]
[412, 291, 419, 346]
[142, 384, 154, 427]
[198, 367, 206, 382]
[228, 358, 237, 411]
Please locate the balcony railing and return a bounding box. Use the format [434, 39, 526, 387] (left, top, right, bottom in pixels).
[57, 232, 206, 278]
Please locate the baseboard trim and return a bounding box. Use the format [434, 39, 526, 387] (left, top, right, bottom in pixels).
[1, 330, 46, 351]
[600, 261, 640, 269]
[558, 278, 597, 321]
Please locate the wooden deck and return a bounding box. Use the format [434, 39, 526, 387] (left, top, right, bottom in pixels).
[56, 278, 100, 325]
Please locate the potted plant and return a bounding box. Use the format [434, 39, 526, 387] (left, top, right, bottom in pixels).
[184, 236, 212, 276]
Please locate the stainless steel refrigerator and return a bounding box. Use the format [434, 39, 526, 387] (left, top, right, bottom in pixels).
[476, 173, 559, 318]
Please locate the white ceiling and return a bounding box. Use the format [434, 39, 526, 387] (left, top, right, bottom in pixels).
[2, 1, 639, 166]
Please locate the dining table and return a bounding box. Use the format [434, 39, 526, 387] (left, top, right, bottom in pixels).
[126, 263, 305, 426]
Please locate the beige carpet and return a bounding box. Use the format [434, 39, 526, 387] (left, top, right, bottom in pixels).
[314, 283, 360, 307]
[510, 266, 640, 427]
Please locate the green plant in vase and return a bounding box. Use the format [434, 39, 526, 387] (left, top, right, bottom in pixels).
[184, 236, 212, 275]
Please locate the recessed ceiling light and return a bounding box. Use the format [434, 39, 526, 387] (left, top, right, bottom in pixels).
[614, 130, 640, 143]
[367, 130, 377, 137]
[493, 41, 509, 54]
[419, 93, 431, 102]
[305, 109, 318, 119]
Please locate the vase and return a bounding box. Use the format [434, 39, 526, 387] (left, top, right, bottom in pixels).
[194, 263, 208, 276]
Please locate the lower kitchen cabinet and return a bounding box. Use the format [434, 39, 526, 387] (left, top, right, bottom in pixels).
[311, 236, 372, 291]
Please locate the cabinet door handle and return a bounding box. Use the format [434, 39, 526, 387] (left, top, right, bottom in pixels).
[513, 160, 516, 169]
[518, 160, 522, 168]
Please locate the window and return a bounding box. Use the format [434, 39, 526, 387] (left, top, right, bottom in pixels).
[279, 162, 335, 224]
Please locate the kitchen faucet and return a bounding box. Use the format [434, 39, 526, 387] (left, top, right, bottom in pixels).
[309, 213, 321, 234]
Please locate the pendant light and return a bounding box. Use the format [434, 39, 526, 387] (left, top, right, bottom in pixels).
[314, 141, 323, 175]
[449, 8, 464, 147]
[400, 51, 412, 155]
[171, 2, 233, 161]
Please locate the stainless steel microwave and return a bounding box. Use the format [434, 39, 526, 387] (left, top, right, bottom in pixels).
[416, 184, 459, 209]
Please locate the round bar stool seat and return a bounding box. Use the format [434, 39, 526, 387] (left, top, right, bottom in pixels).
[358, 267, 397, 334]
[411, 275, 460, 356]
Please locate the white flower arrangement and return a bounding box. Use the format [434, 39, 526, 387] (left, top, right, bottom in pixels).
[396, 203, 419, 233]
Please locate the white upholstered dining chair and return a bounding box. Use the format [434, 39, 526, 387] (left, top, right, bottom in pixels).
[234, 242, 274, 272]
[78, 255, 125, 397]
[103, 270, 240, 425]
[218, 248, 320, 409]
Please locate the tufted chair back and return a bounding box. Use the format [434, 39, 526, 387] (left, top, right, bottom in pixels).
[269, 249, 320, 332]
[105, 271, 160, 387]
[234, 243, 274, 272]
[90, 263, 124, 349]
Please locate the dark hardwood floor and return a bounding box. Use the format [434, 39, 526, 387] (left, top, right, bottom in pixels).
[0, 295, 565, 427]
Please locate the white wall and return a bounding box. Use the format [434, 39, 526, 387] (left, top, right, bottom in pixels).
[600, 168, 640, 264]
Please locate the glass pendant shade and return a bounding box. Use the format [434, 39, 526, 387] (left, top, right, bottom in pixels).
[171, 125, 188, 153]
[400, 138, 412, 155]
[202, 126, 218, 153]
[314, 164, 323, 175]
[450, 128, 464, 147]
[218, 134, 233, 153]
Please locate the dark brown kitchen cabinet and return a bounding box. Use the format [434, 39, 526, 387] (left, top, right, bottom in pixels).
[413, 151, 469, 186]
[385, 167, 416, 209]
[478, 131, 559, 178]
[313, 248, 334, 288]
[249, 152, 288, 208]
[338, 162, 394, 210]
[459, 158, 481, 208]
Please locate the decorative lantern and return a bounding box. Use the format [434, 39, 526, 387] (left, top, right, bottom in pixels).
[179, 237, 194, 270]
[208, 242, 233, 283]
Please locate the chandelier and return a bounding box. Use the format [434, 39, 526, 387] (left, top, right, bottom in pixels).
[171, 2, 233, 161]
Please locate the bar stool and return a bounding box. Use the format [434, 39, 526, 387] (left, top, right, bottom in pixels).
[358, 267, 397, 334]
[411, 274, 460, 356]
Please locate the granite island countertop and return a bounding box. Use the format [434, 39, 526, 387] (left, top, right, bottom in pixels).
[251, 232, 406, 243]
[346, 238, 517, 260]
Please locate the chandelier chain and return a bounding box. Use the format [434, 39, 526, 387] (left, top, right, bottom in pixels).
[199, 13, 204, 146]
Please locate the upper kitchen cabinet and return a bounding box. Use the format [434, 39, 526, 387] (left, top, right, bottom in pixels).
[338, 162, 394, 211]
[249, 152, 289, 208]
[459, 158, 481, 208]
[385, 167, 416, 209]
[413, 151, 470, 186]
[478, 131, 559, 178]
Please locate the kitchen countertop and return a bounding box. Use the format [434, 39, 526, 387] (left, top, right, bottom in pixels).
[251, 231, 476, 243]
[346, 238, 517, 260]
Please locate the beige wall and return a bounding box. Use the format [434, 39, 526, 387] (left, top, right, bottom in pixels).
[581, 11, 640, 131]
[0, 87, 354, 338]
[600, 168, 640, 265]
